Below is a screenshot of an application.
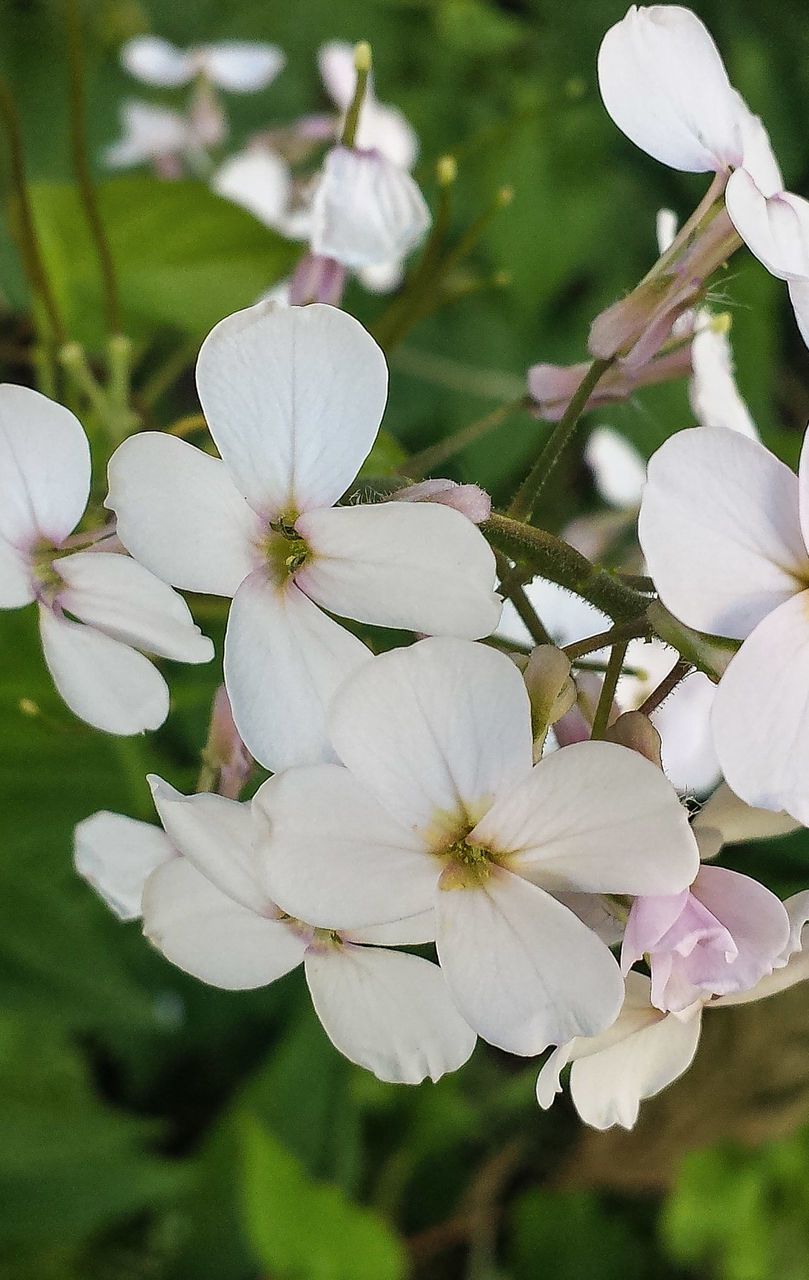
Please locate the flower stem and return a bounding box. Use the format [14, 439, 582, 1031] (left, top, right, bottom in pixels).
[340, 42, 371, 149]
[400, 396, 528, 478]
[494, 551, 552, 646]
[563, 616, 651, 662]
[507, 356, 613, 523]
[590, 639, 628, 740]
[637, 657, 692, 717]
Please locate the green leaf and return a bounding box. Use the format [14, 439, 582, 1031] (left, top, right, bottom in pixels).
[508, 1189, 648, 1280]
[29, 177, 299, 351]
[238, 1111, 407, 1280]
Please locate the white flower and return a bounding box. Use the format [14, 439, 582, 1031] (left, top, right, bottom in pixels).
[639, 424, 809, 822]
[254, 637, 699, 1055]
[106, 303, 501, 773]
[598, 6, 809, 343]
[121, 36, 285, 93]
[103, 100, 199, 172]
[211, 149, 300, 237]
[74, 810, 175, 920]
[138, 778, 475, 1084]
[0, 385, 212, 733]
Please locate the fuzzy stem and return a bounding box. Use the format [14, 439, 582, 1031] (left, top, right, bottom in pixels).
[590, 640, 628, 740]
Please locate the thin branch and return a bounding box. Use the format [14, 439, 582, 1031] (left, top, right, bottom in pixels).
[590, 640, 628, 740]
[637, 657, 692, 717]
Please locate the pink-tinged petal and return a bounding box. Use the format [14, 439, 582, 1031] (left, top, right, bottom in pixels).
[621, 891, 690, 971]
[38, 605, 169, 734]
[711, 592, 809, 823]
[640, 427, 808, 639]
[713, 892, 809, 1006]
[474, 740, 698, 896]
[295, 503, 500, 638]
[328, 637, 533, 844]
[389, 479, 491, 524]
[148, 777, 268, 914]
[199, 42, 285, 92]
[687, 865, 790, 995]
[212, 150, 292, 231]
[142, 856, 307, 990]
[106, 433, 263, 596]
[436, 866, 624, 1055]
[121, 36, 193, 86]
[310, 147, 430, 270]
[726, 170, 809, 280]
[346, 911, 436, 946]
[224, 573, 370, 773]
[253, 764, 434, 929]
[196, 302, 388, 519]
[0, 385, 90, 548]
[787, 278, 809, 349]
[597, 6, 743, 173]
[693, 781, 800, 852]
[564, 977, 703, 1129]
[57, 552, 213, 663]
[304, 944, 475, 1083]
[0, 535, 33, 608]
[74, 811, 174, 920]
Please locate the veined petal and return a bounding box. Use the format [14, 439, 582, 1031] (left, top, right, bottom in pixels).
[253, 764, 434, 929]
[639, 427, 808, 639]
[597, 6, 743, 173]
[106, 432, 263, 596]
[196, 302, 388, 518]
[473, 740, 698, 896]
[224, 573, 370, 773]
[310, 147, 430, 269]
[121, 36, 194, 87]
[0, 534, 34, 608]
[199, 42, 285, 92]
[687, 865, 790, 995]
[0, 384, 90, 549]
[39, 605, 169, 734]
[711, 592, 809, 823]
[295, 503, 500, 638]
[305, 944, 475, 1083]
[347, 911, 436, 946]
[726, 169, 809, 280]
[143, 857, 307, 990]
[328, 638, 534, 844]
[57, 552, 213, 663]
[714, 891, 809, 1006]
[73, 811, 174, 920]
[436, 866, 624, 1055]
[148, 777, 268, 914]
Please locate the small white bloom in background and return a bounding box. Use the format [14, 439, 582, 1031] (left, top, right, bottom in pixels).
[639, 424, 809, 823]
[74, 810, 175, 920]
[121, 36, 285, 93]
[318, 41, 418, 171]
[138, 778, 474, 1085]
[103, 100, 203, 177]
[0, 385, 213, 734]
[496, 575, 720, 796]
[106, 303, 501, 773]
[598, 6, 809, 346]
[254, 637, 698, 1056]
[211, 148, 302, 237]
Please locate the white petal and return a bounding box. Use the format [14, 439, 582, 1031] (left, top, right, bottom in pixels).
[436, 867, 624, 1054]
[305, 944, 475, 1083]
[310, 147, 430, 270]
[737, 99, 783, 197]
[347, 911, 436, 946]
[711, 591, 809, 823]
[473, 740, 698, 896]
[328, 637, 534, 844]
[148, 777, 268, 913]
[597, 6, 743, 173]
[355, 103, 419, 171]
[103, 100, 192, 168]
[295, 502, 500, 638]
[318, 41, 357, 109]
[106, 432, 263, 596]
[224, 573, 370, 773]
[212, 150, 292, 230]
[73, 811, 174, 920]
[652, 668, 721, 797]
[787, 278, 809, 349]
[693, 781, 800, 848]
[196, 301, 388, 518]
[57, 552, 213, 663]
[584, 426, 646, 508]
[639, 427, 808, 638]
[253, 764, 434, 929]
[0, 384, 89, 549]
[198, 42, 285, 92]
[688, 322, 759, 439]
[39, 605, 169, 734]
[0, 534, 33, 607]
[726, 169, 809, 280]
[121, 36, 194, 87]
[142, 856, 307, 989]
[358, 258, 405, 293]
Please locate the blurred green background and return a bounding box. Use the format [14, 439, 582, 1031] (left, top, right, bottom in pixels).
[4, 0, 809, 1276]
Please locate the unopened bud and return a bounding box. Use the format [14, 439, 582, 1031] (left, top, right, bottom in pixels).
[353, 40, 372, 73]
[436, 154, 457, 187]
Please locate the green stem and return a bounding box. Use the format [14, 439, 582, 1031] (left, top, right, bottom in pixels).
[508, 356, 613, 523]
[0, 77, 66, 344]
[483, 511, 647, 622]
[563, 616, 651, 663]
[590, 640, 628, 740]
[399, 396, 527, 479]
[59, 341, 111, 419]
[494, 551, 551, 646]
[64, 0, 121, 335]
[340, 42, 371, 149]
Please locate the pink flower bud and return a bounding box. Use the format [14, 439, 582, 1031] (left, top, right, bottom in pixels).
[289, 253, 347, 306]
[391, 479, 491, 524]
[207, 684, 253, 800]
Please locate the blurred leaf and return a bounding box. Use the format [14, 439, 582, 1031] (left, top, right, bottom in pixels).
[238, 1110, 408, 1280]
[29, 177, 298, 351]
[509, 1189, 648, 1280]
[435, 0, 525, 56]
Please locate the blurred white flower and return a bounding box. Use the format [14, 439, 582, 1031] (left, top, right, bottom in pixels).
[121, 36, 285, 93]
